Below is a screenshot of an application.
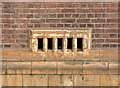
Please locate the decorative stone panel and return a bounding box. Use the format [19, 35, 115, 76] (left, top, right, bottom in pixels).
[30, 28, 92, 55]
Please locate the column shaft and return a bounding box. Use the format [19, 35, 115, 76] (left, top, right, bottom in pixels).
[63, 37, 67, 52]
[73, 37, 77, 52]
[53, 37, 57, 52]
[43, 37, 47, 52]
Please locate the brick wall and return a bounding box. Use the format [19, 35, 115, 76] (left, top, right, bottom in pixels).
[1, 2, 119, 49]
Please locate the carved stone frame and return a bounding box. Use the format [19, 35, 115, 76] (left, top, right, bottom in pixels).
[30, 28, 92, 55]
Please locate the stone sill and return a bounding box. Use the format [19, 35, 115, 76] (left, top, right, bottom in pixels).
[1, 48, 118, 62]
[1, 61, 119, 75]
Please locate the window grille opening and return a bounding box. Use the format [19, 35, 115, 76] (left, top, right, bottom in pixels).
[57, 38, 63, 50]
[38, 38, 43, 51]
[48, 38, 53, 50]
[77, 38, 83, 51]
[67, 38, 72, 50]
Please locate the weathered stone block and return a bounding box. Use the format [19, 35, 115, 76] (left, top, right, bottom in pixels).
[58, 61, 82, 74]
[32, 62, 57, 74]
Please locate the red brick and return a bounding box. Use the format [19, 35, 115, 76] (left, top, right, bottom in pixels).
[16, 19, 31, 23]
[102, 44, 109, 48]
[2, 14, 11, 18]
[31, 9, 40, 13]
[64, 3, 73, 8]
[79, 4, 86, 7]
[57, 24, 63, 27]
[34, 14, 41, 18]
[79, 14, 86, 18]
[46, 19, 60, 23]
[2, 19, 14, 23]
[106, 9, 118, 12]
[20, 35, 28, 38]
[94, 4, 102, 7]
[91, 19, 105, 23]
[92, 44, 102, 48]
[92, 39, 104, 43]
[73, 4, 79, 8]
[110, 34, 118, 38]
[24, 4, 33, 8]
[58, 3, 64, 8]
[2, 9, 15, 13]
[109, 3, 118, 7]
[77, 19, 90, 23]
[16, 40, 28, 43]
[27, 14, 33, 18]
[2, 30, 13, 33]
[65, 14, 71, 18]
[41, 24, 50, 27]
[11, 24, 19, 28]
[2, 40, 15, 43]
[79, 24, 86, 27]
[109, 13, 118, 18]
[31, 19, 45, 23]
[31, 9, 46, 13]
[49, 14, 56, 18]
[93, 29, 104, 33]
[14, 4, 25, 8]
[72, 24, 79, 28]
[103, 4, 109, 7]
[87, 14, 94, 18]
[41, 3, 49, 8]
[2, 34, 11, 38]
[11, 14, 18, 18]
[101, 34, 110, 38]
[57, 14, 64, 18]
[106, 39, 118, 43]
[41, 14, 49, 18]
[95, 34, 101, 38]
[27, 24, 34, 28]
[91, 9, 105, 13]
[118, 34, 120, 38]
[48, 4, 57, 8]
[94, 24, 102, 28]
[34, 24, 41, 28]
[110, 24, 118, 28]
[95, 14, 101, 18]
[72, 14, 79, 18]
[3, 24, 11, 28]
[16, 9, 31, 13]
[65, 24, 71, 27]
[87, 4, 94, 7]
[110, 44, 118, 48]
[107, 19, 118, 23]
[19, 14, 27, 18]
[3, 4, 10, 8]
[12, 35, 20, 38]
[102, 13, 109, 18]
[61, 9, 75, 13]
[105, 29, 118, 33]
[61, 19, 75, 23]
[87, 24, 94, 27]
[46, 9, 60, 13]
[50, 24, 56, 27]
[19, 24, 27, 28]
[77, 9, 90, 13]
[2, 30, 27, 34]
[33, 4, 41, 8]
